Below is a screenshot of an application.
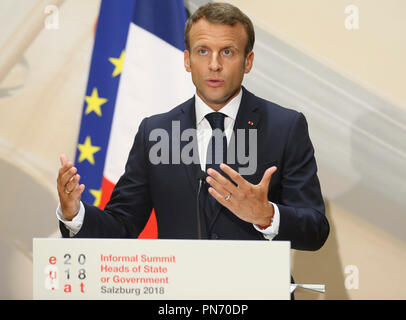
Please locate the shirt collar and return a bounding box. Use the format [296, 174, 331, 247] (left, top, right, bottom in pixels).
[195, 88, 242, 126]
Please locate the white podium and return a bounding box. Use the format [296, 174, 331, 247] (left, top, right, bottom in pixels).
[33, 238, 290, 300]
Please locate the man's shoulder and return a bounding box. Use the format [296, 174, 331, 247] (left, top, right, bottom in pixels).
[142, 96, 195, 128]
[243, 87, 301, 121]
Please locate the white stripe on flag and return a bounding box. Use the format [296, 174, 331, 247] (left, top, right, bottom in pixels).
[104, 22, 195, 183]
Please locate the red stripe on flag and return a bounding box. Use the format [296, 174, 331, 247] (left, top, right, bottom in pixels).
[99, 176, 158, 239]
[99, 176, 114, 210]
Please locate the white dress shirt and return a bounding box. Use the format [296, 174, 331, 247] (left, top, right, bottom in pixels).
[57, 88, 280, 239]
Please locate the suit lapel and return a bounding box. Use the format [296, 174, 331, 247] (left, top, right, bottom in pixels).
[179, 96, 201, 195]
[229, 87, 261, 174]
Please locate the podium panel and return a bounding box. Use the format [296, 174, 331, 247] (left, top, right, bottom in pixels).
[33, 238, 290, 300]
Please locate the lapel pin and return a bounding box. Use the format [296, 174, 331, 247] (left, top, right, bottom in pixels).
[248, 121, 254, 126]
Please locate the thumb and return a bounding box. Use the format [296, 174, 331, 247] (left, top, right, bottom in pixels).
[259, 166, 277, 189]
[60, 153, 68, 166]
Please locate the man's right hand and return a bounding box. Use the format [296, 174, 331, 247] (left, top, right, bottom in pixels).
[57, 154, 85, 221]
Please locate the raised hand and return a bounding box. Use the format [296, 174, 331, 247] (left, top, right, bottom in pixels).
[206, 163, 277, 228]
[56, 154, 85, 221]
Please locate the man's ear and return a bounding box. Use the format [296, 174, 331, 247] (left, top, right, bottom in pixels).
[244, 51, 254, 74]
[184, 50, 191, 72]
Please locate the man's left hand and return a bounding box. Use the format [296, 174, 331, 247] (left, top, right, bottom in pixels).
[206, 163, 277, 228]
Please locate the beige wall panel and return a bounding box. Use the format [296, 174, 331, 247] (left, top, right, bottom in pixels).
[0, 0, 101, 299]
[214, 0, 406, 299]
[292, 201, 406, 299]
[225, 0, 406, 108]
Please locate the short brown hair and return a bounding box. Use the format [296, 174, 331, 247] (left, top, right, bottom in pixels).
[184, 2, 255, 57]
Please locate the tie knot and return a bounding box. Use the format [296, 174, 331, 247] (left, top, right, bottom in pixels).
[205, 112, 226, 131]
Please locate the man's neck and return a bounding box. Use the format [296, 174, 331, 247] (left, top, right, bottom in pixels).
[196, 87, 242, 112]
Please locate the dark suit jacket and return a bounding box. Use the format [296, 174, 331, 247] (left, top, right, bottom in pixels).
[60, 87, 329, 251]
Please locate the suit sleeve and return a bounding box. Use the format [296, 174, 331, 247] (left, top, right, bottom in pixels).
[60, 118, 152, 238]
[273, 112, 329, 250]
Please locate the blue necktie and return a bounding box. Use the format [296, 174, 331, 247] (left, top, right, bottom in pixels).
[205, 112, 227, 212]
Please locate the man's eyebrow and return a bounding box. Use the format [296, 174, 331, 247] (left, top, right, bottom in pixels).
[192, 44, 209, 49]
[192, 44, 239, 50]
[222, 45, 238, 50]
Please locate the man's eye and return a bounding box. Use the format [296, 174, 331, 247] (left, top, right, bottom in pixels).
[199, 49, 208, 55]
[223, 49, 232, 55]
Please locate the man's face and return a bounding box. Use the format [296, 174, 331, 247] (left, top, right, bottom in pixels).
[184, 18, 254, 111]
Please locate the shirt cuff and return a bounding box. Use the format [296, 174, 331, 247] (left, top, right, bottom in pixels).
[56, 201, 85, 236]
[253, 202, 280, 240]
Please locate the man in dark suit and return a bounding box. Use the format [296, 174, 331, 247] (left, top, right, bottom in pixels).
[57, 3, 329, 252]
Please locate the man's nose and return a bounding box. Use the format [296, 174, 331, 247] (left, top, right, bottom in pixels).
[208, 53, 222, 71]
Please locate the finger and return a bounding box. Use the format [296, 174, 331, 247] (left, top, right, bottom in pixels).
[58, 160, 73, 180]
[65, 173, 80, 194]
[206, 168, 243, 199]
[207, 167, 241, 195]
[57, 162, 73, 195]
[70, 183, 85, 199]
[206, 175, 242, 201]
[259, 166, 277, 189]
[219, 163, 251, 191]
[208, 187, 234, 211]
[60, 154, 68, 167]
[60, 166, 77, 187]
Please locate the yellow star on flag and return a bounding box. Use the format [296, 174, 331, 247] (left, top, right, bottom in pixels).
[77, 136, 101, 165]
[85, 88, 108, 117]
[109, 50, 125, 77]
[89, 188, 102, 207]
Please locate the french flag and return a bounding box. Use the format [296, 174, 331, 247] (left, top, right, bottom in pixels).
[74, 0, 194, 238]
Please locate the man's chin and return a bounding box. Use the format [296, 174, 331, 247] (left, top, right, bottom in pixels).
[199, 90, 231, 106]
[204, 97, 229, 109]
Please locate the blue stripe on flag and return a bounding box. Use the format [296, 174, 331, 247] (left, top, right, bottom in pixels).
[132, 0, 187, 51]
[74, 0, 136, 205]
